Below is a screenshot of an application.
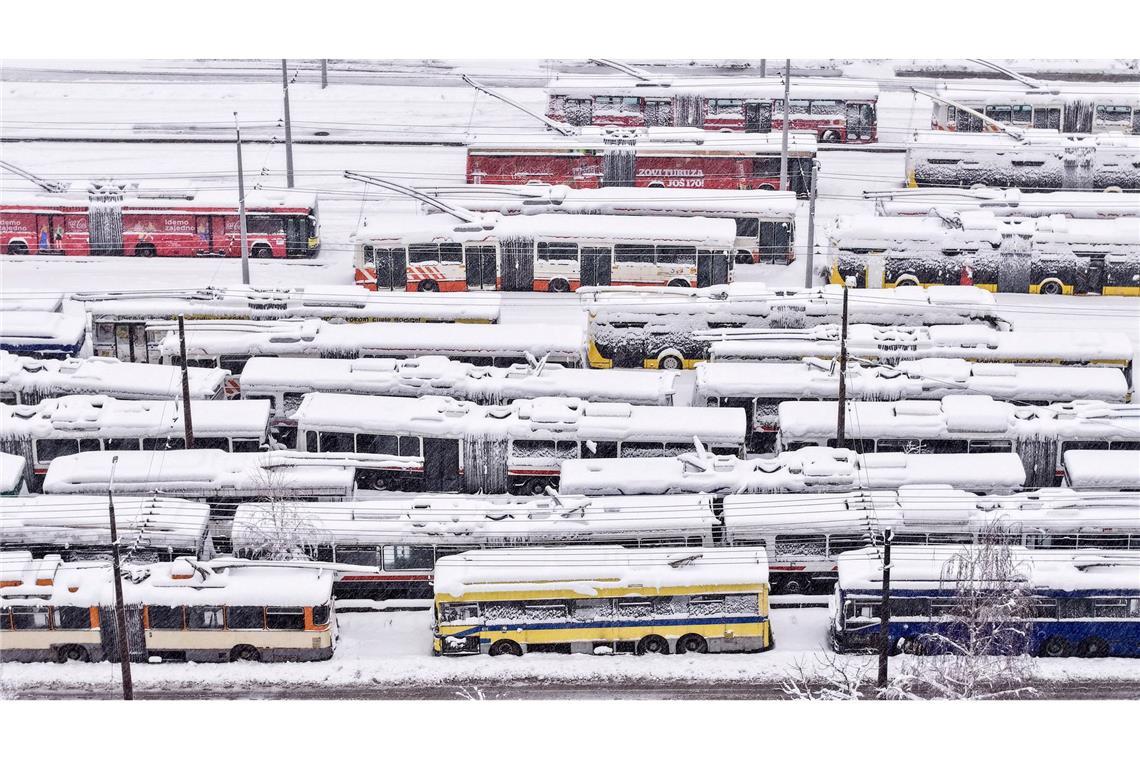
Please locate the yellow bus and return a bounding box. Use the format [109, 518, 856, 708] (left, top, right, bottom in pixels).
[432, 546, 771, 656]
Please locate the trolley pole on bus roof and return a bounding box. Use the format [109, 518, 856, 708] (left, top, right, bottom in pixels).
[803, 159, 819, 288]
[177, 315, 195, 449]
[107, 455, 134, 700]
[235, 112, 250, 286]
[779, 59, 791, 191]
[282, 60, 295, 189]
[877, 529, 894, 691]
[321, 59, 328, 89]
[835, 283, 849, 448]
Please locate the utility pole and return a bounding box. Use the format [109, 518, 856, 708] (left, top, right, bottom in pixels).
[321, 59, 328, 89]
[779, 59, 791, 191]
[234, 112, 250, 286]
[281, 60, 295, 188]
[802, 159, 819, 287]
[877, 529, 894, 691]
[760, 59, 766, 78]
[836, 283, 849, 448]
[107, 455, 134, 700]
[177, 315, 195, 449]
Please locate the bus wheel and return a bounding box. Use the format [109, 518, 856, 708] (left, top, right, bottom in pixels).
[676, 634, 708, 654]
[57, 645, 90, 663]
[1038, 279, 1063, 296]
[778, 576, 809, 595]
[1041, 636, 1071, 657]
[252, 243, 273, 259]
[523, 478, 549, 496]
[135, 243, 157, 257]
[899, 638, 926, 656]
[489, 639, 522, 657]
[657, 352, 684, 371]
[364, 471, 388, 491]
[667, 278, 690, 288]
[230, 645, 262, 663]
[821, 129, 841, 143]
[7, 240, 28, 255]
[1078, 637, 1110, 658]
[636, 635, 670, 655]
[547, 278, 570, 294]
[418, 280, 440, 293]
[894, 276, 919, 287]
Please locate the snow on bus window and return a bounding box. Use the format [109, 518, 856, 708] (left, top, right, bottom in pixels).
[573, 597, 615, 621]
[809, 100, 843, 116]
[616, 600, 654, 619]
[595, 96, 640, 114]
[689, 595, 726, 616]
[775, 535, 827, 557]
[707, 99, 743, 116]
[724, 594, 758, 615]
[1095, 105, 1132, 125]
[510, 439, 558, 458]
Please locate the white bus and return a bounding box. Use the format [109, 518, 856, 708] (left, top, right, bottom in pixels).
[0, 395, 271, 486]
[419, 184, 799, 264]
[76, 286, 501, 364]
[930, 81, 1140, 134]
[0, 350, 229, 405]
[584, 283, 1006, 370]
[778, 395, 1140, 487]
[231, 493, 718, 599]
[723, 487, 1140, 594]
[557, 447, 1028, 496]
[1063, 449, 1140, 491]
[1, 452, 28, 496]
[866, 187, 1140, 219]
[293, 393, 747, 494]
[0, 494, 213, 562]
[153, 319, 588, 385]
[0, 553, 336, 664]
[695, 357, 1131, 450]
[828, 212, 1140, 295]
[353, 213, 736, 293]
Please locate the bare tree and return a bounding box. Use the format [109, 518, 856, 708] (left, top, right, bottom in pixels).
[782, 652, 881, 700]
[236, 466, 327, 560]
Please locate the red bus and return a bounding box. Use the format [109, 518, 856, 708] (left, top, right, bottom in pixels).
[466, 128, 818, 198]
[0, 186, 320, 259]
[545, 75, 879, 143]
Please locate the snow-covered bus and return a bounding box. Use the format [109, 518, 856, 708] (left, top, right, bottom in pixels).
[75, 286, 501, 364]
[433, 546, 771, 656]
[696, 358, 1131, 450]
[419, 184, 799, 265]
[0, 311, 86, 360]
[0, 495, 213, 562]
[231, 493, 718, 599]
[152, 320, 588, 389]
[293, 393, 747, 494]
[558, 447, 1028, 496]
[584, 283, 1006, 370]
[353, 213, 736, 293]
[725, 487, 1140, 594]
[831, 545, 1140, 657]
[545, 73, 879, 143]
[0, 351, 228, 405]
[0, 453, 28, 497]
[0, 553, 337, 664]
[930, 81, 1140, 135]
[905, 131, 1140, 191]
[0, 396, 271, 487]
[867, 187, 1140, 219]
[827, 212, 1140, 295]
[1063, 449, 1140, 491]
[778, 396, 1140, 487]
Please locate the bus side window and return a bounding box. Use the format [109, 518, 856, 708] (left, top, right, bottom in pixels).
[967, 440, 1013, 453]
[266, 607, 306, 631]
[230, 439, 261, 453]
[735, 217, 759, 238]
[103, 437, 142, 451]
[582, 440, 618, 459]
[188, 606, 224, 629]
[383, 545, 434, 571]
[304, 430, 318, 453]
[318, 431, 355, 454]
[147, 605, 185, 630]
[53, 606, 92, 630]
[34, 438, 80, 464]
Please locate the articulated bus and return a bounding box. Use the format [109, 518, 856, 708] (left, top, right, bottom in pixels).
[1063, 449, 1140, 491]
[353, 213, 736, 293]
[75, 286, 501, 365]
[545, 74, 879, 143]
[433, 546, 771, 656]
[696, 357, 1131, 450]
[778, 395, 1140, 487]
[419, 184, 798, 264]
[583, 283, 1006, 370]
[828, 212, 1140, 295]
[0, 350, 228, 405]
[467, 127, 818, 197]
[1, 187, 320, 259]
[0, 553, 336, 664]
[831, 546, 1140, 657]
[293, 392, 746, 494]
[905, 131, 1140, 191]
[0, 395, 271, 487]
[231, 493, 718, 599]
[930, 81, 1140, 135]
[867, 187, 1140, 219]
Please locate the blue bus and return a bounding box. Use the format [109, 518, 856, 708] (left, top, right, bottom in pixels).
[830, 546, 1140, 658]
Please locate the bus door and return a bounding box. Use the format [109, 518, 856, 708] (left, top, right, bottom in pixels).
[464, 245, 497, 290]
[195, 215, 213, 254]
[580, 246, 612, 287]
[100, 603, 146, 663]
[284, 216, 306, 257]
[745, 102, 772, 133]
[423, 437, 462, 492]
[697, 250, 731, 287]
[114, 322, 151, 363]
[34, 214, 63, 252]
[1087, 254, 1106, 294]
[373, 247, 408, 291]
[498, 238, 534, 291]
[1033, 107, 1062, 130]
[846, 102, 874, 141]
[1063, 101, 1094, 133]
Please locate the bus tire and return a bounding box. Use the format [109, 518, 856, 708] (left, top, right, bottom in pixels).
[7, 240, 28, 255]
[364, 471, 388, 491]
[1038, 279, 1063, 296]
[636, 635, 670, 655]
[547, 278, 570, 294]
[676, 634, 708, 654]
[523, 478, 549, 496]
[657, 351, 684, 371]
[821, 129, 841, 143]
[135, 243, 157, 257]
[758, 184, 776, 191]
[894, 275, 919, 287]
[735, 252, 754, 265]
[489, 639, 522, 657]
[252, 243, 273, 259]
[667, 278, 690, 288]
[899, 638, 926, 656]
[1041, 636, 1071, 657]
[418, 280, 440, 293]
[57, 644, 90, 663]
[230, 645, 262, 663]
[1078, 637, 1110, 658]
[778, 576, 809, 595]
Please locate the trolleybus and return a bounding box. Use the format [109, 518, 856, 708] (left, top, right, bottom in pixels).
[866, 187, 1140, 219]
[0, 312, 86, 359]
[930, 81, 1140, 135]
[1063, 449, 1140, 491]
